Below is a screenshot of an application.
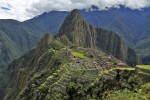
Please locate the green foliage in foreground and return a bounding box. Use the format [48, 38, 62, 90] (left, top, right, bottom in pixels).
[103, 89, 147, 100]
[65, 71, 147, 100]
[2, 32, 150, 100]
[103, 83, 150, 100]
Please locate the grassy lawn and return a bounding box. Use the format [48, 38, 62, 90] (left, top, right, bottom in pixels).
[136, 65, 150, 70]
[72, 52, 87, 59]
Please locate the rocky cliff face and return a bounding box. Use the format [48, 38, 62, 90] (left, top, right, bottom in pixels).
[58, 10, 138, 66]
[58, 10, 96, 48]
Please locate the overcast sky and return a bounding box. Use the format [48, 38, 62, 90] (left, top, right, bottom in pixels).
[0, 0, 150, 21]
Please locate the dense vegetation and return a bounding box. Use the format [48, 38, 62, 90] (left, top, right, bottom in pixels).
[0, 33, 149, 100]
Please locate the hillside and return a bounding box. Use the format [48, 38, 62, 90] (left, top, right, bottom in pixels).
[0, 33, 149, 100]
[0, 20, 40, 68]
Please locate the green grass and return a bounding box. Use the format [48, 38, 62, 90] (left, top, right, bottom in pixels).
[136, 65, 150, 70]
[116, 68, 135, 70]
[104, 68, 114, 74]
[72, 52, 87, 59]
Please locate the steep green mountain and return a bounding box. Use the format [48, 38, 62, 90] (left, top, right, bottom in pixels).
[0, 32, 19, 68]
[1, 33, 149, 100]
[58, 10, 138, 66]
[0, 20, 40, 68]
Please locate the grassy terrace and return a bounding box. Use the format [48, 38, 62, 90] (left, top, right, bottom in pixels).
[72, 51, 87, 59]
[103, 67, 135, 77]
[104, 67, 135, 73]
[136, 65, 150, 70]
[136, 65, 150, 78]
[116, 68, 135, 70]
[102, 65, 150, 79]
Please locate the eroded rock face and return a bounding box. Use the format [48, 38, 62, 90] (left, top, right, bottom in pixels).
[58, 9, 138, 66]
[59, 10, 97, 48]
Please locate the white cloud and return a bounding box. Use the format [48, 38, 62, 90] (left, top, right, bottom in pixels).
[0, 0, 150, 21]
[0, 0, 37, 21]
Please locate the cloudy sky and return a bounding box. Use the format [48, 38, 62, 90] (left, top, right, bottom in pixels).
[0, 0, 150, 21]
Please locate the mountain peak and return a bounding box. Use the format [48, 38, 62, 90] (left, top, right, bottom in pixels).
[58, 9, 89, 37]
[39, 33, 52, 46]
[64, 9, 84, 22]
[58, 9, 94, 47]
[70, 9, 80, 16]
